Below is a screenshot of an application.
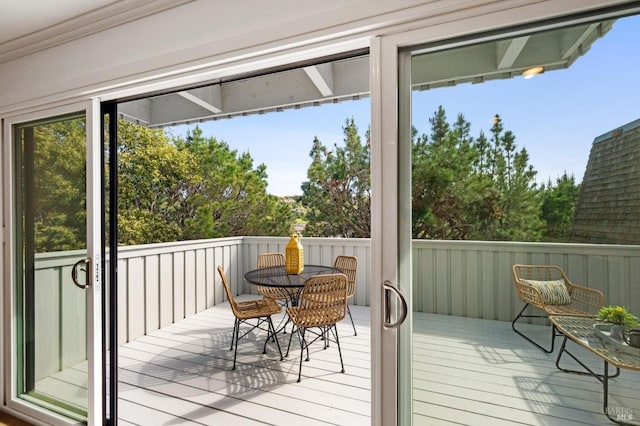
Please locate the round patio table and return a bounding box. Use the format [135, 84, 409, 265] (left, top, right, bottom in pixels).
[244, 264, 342, 305]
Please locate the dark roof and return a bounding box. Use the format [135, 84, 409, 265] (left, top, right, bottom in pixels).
[570, 118, 640, 244]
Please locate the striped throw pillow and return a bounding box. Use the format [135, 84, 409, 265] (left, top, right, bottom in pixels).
[522, 279, 571, 305]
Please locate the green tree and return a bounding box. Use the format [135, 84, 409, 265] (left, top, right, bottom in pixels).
[174, 127, 295, 238]
[117, 120, 197, 244]
[474, 131, 490, 173]
[118, 122, 295, 243]
[32, 118, 87, 251]
[495, 146, 544, 241]
[413, 107, 505, 240]
[412, 107, 544, 241]
[487, 115, 544, 241]
[540, 173, 581, 241]
[300, 118, 371, 237]
[412, 108, 478, 239]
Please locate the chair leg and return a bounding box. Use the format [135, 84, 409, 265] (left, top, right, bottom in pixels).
[285, 324, 296, 357]
[324, 326, 329, 349]
[331, 324, 345, 373]
[265, 316, 283, 360]
[297, 328, 307, 382]
[306, 332, 312, 361]
[347, 304, 357, 336]
[263, 318, 270, 354]
[282, 299, 289, 334]
[274, 298, 289, 334]
[230, 319, 238, 351]
[302, 328, 310, 362]
[512, 303, 557, 354]
[232, 318, 240, 370]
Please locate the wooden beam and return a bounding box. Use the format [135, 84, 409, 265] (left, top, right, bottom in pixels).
[497, 36, 530, 69]
[303, 63, 334, 97]
[177, 86, 222, 113]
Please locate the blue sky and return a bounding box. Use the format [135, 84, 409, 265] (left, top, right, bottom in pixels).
[170, 14, 639, 196]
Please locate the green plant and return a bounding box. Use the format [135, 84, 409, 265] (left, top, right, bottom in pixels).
[596, 305, 639, 328]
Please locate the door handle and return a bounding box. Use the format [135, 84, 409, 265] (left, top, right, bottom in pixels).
[71, 258, 91, 289]
[383, 280, 407, 329]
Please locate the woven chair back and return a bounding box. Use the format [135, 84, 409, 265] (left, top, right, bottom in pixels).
[513, 264, 567, 283]
[297, 273, 348, 327]
[257, 252, 286, 268]
[333, 255, 358, 298]
[217, 266, 239, 316]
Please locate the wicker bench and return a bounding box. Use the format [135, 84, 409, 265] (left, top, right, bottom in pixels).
[512, 264, 605, 353]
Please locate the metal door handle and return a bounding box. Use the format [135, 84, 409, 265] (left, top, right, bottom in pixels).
[71, 258, 91, 289]
[383, 280, 407, 329]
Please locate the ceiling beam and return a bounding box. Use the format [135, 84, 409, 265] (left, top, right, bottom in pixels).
[497, 36, 530, 69]
[561, 23, 601, 59]
[177, 86, 222, 113]
[303, 63, 334, 97]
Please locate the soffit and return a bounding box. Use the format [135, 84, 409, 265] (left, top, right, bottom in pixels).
[119, 19, 613, 128]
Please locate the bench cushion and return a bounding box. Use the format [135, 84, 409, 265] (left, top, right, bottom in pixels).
[522, 279, 571, 305]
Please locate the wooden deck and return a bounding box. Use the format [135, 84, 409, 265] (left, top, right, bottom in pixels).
[414, 314, 640, 425]
[118, 297, 640, 425]
[117, 295, 370, 425]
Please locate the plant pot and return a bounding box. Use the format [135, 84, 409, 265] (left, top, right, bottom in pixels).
[609, 324, 625, 341]
[593, 323, 640, 356]
[624, 329, 640, 348]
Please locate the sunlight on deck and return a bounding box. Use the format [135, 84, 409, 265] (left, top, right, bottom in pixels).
[117, 297, 640, 425]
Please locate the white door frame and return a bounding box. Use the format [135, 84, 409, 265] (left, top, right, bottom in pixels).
[370, 33, 414, 426]
[85, 99, 103, 426]
[369, 35, 396, 426]
[369, 3, 640, 424]
[2, 99, 103, 425]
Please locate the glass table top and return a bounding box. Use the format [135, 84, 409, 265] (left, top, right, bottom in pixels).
[550, 316, 640, 370]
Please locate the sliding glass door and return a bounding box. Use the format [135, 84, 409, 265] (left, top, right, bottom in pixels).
[6, 101, 104, 424]
[373, 5, 640, 425]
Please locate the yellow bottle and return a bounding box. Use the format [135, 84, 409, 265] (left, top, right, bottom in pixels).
[285, 234, 304, 274]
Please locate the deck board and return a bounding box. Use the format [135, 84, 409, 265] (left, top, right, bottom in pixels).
[114, 298, 640, 425]
[118, 296, 370, 425]
[415, 313, 640, 425]
[33, 362, 88, 412]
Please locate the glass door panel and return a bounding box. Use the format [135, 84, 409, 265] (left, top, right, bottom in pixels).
[397, 10, 640, 426]
[11, 104, 103, 424]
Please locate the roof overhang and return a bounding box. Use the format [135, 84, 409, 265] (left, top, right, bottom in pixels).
[118, 19, 614, 128]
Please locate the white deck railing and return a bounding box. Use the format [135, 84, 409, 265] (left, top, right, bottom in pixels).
[34, 237, 640, 380]
[411, 239, 640, 322]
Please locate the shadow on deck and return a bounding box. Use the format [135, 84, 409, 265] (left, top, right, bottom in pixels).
[118, 296, 640, 425]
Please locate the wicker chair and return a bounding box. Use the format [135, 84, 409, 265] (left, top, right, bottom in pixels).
[257, 252, 285, 269]
[255, 253, 299, 306]
[333, 255, 359, 335]
[285, 273, 348, 382]
[512, 264, 605, 353]
[217, 266, 283, 370]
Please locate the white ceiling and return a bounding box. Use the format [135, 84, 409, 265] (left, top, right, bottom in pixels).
[0, 0, 190, 63]
[0, 0, 118, 43]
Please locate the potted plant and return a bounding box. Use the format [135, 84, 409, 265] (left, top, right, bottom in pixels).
[596, 305, 639, 340]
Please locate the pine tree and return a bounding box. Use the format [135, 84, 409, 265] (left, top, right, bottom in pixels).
[300, 118, 371, 237]
[540, 173, 581, 241]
